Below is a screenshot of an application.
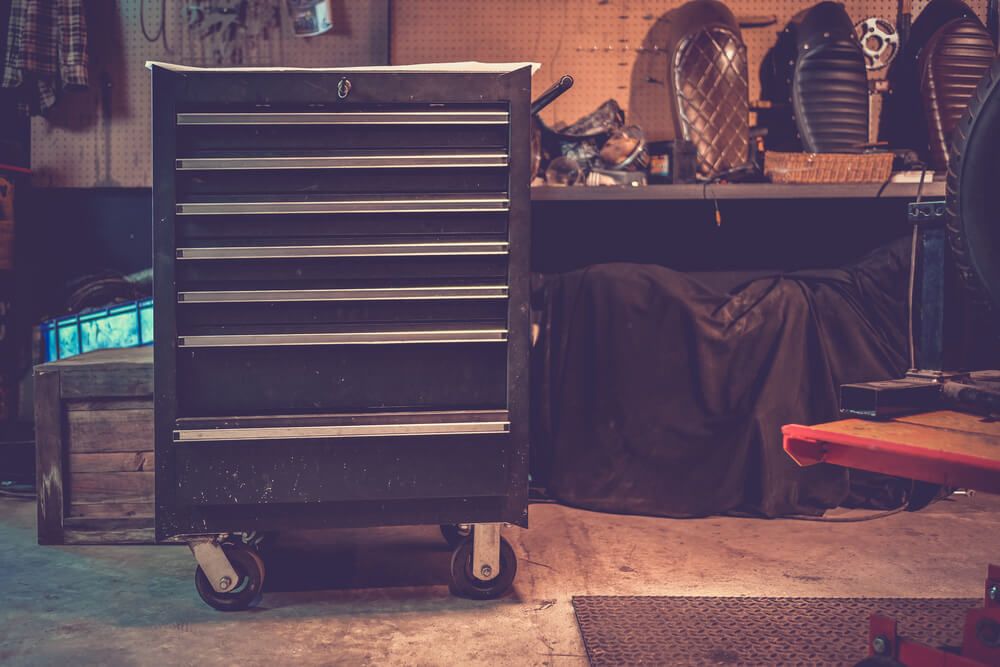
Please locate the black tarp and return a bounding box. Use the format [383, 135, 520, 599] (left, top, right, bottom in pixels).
[532, 237, 913, 518]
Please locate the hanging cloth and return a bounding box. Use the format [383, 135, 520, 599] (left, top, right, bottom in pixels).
[2, 0, 89, 115]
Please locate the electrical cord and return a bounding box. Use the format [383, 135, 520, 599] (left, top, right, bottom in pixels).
[784, 477, 947, 522]
[784, 504, 907, 522]
[906, 164, 929, 370]
[141, 0, 173, 53]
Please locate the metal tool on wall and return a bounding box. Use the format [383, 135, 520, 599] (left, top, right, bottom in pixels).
[285, 0, 333, 36]
[855, 17, 900, 144]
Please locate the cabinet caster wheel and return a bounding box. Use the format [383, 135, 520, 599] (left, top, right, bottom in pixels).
[449, 536, 517, 600]
[194, 542, 265, 611]
[439, 523, 472, 548]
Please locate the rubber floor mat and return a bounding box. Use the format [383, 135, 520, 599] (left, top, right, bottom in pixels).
[572, 596, 979, 666]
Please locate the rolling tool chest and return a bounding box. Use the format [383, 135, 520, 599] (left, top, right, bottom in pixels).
[149, 62, 532, 610]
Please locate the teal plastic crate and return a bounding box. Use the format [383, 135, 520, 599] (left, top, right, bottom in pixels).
[40, 298, 153, 362]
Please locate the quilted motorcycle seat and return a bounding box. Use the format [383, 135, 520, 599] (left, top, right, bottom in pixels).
[791, 2, 869, 152]
[919, 17, 995, 170]
[666, 0, 749, 180]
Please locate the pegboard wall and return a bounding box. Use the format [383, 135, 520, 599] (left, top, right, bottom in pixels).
[31, 0, 389, 188]
[392, 0, 987, 139]
[31, 0, 989, 187]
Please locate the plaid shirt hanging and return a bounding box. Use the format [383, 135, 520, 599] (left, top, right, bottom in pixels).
[2, 0, 89, 115]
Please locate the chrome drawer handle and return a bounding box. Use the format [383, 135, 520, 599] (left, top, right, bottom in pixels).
[177, 285, 509, 303]
[175, 197, 509, 215]
[176, 111, 509, 126]
[177, 329, 508, 347]
[175, 242, 508, 260]
[174, 420, 510, 442]
[175, 153, 509, 170]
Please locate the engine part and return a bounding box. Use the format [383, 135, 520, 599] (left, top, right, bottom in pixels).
[599, 125, 648, 171]
[855, 18, 900, 70]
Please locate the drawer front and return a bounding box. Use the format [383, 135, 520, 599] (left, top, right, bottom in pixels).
[176, 211, 508, 241]
[175, 254, 508, 290]
[176, 107, 509, 153]
[172, 434, 510, 505]
[176, 344, 507, 416]
[176, 166, 508, 197]
[176, 295, 508, 333]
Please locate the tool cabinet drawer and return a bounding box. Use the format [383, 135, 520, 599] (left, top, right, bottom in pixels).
[172, 410, 511, 504]
[176, 290, 508, 332]
[175, 107, 510, 154]
[172, 435, 510, 505]
[175, 150, 509, 197]
[176, 254, 508, 291]
[175, 343, 508, 416]
[176, 211, 509, 242]
[177, 167, 507, 197]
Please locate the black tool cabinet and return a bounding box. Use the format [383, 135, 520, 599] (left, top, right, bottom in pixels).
[150, 63, 531, 610]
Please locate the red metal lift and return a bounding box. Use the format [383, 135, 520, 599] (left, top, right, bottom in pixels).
[783, 412, 1000, 665]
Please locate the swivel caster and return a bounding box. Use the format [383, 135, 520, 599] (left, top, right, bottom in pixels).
[190, 537, 266, 611]
[448, 523, 517, 600]
[439, 523, 472, 548]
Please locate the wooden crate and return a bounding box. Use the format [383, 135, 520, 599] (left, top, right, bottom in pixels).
[34, 347, 154, 544]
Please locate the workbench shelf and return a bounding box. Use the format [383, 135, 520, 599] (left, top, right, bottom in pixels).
[530, 181, 945, 201]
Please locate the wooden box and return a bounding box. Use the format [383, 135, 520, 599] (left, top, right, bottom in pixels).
[34, 347, 154, 544]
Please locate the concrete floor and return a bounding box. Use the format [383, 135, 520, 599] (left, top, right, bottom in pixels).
[1, 494, 999, 666]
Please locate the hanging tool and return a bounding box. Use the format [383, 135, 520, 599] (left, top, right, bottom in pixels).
[855, 17, 900, 144]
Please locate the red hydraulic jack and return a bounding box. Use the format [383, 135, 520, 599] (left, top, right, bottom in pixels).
[861, 566, 1000, 666]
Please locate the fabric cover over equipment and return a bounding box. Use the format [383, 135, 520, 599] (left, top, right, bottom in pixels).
[532, 239, 913, 518]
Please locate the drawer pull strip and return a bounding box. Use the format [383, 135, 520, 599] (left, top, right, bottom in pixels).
[174, 420, 510, 442]
[176, 111, 509, 126]
[178, 285, 509, 303]
[176, 153, 509, 170]
[176, 197, 509, 216]
[176, 241, 508, 260]
[178, 329, 508, 347]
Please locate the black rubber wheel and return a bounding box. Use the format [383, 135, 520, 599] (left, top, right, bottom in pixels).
[194, 542, 266, 611]
[448, 536, 517, 600]
[439, 524, 472, 549]
[946, 54, 1000, 325]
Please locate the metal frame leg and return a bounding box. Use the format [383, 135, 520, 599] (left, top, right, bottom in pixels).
[472, 523, 501, 581]
[188, 535, 241, 594]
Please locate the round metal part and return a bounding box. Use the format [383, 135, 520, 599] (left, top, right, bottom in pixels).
[337, 77, 352, 99]
[854, 18, 900, 70]
[194, 542, 266, 612]
[977, 617, 1000, 647]
[448, 536, 518, 600]
[872, 635, 889, 654]
[599, 125, 649, 171]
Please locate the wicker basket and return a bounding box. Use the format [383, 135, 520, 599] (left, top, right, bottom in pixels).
[765, 151, 893, 184]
